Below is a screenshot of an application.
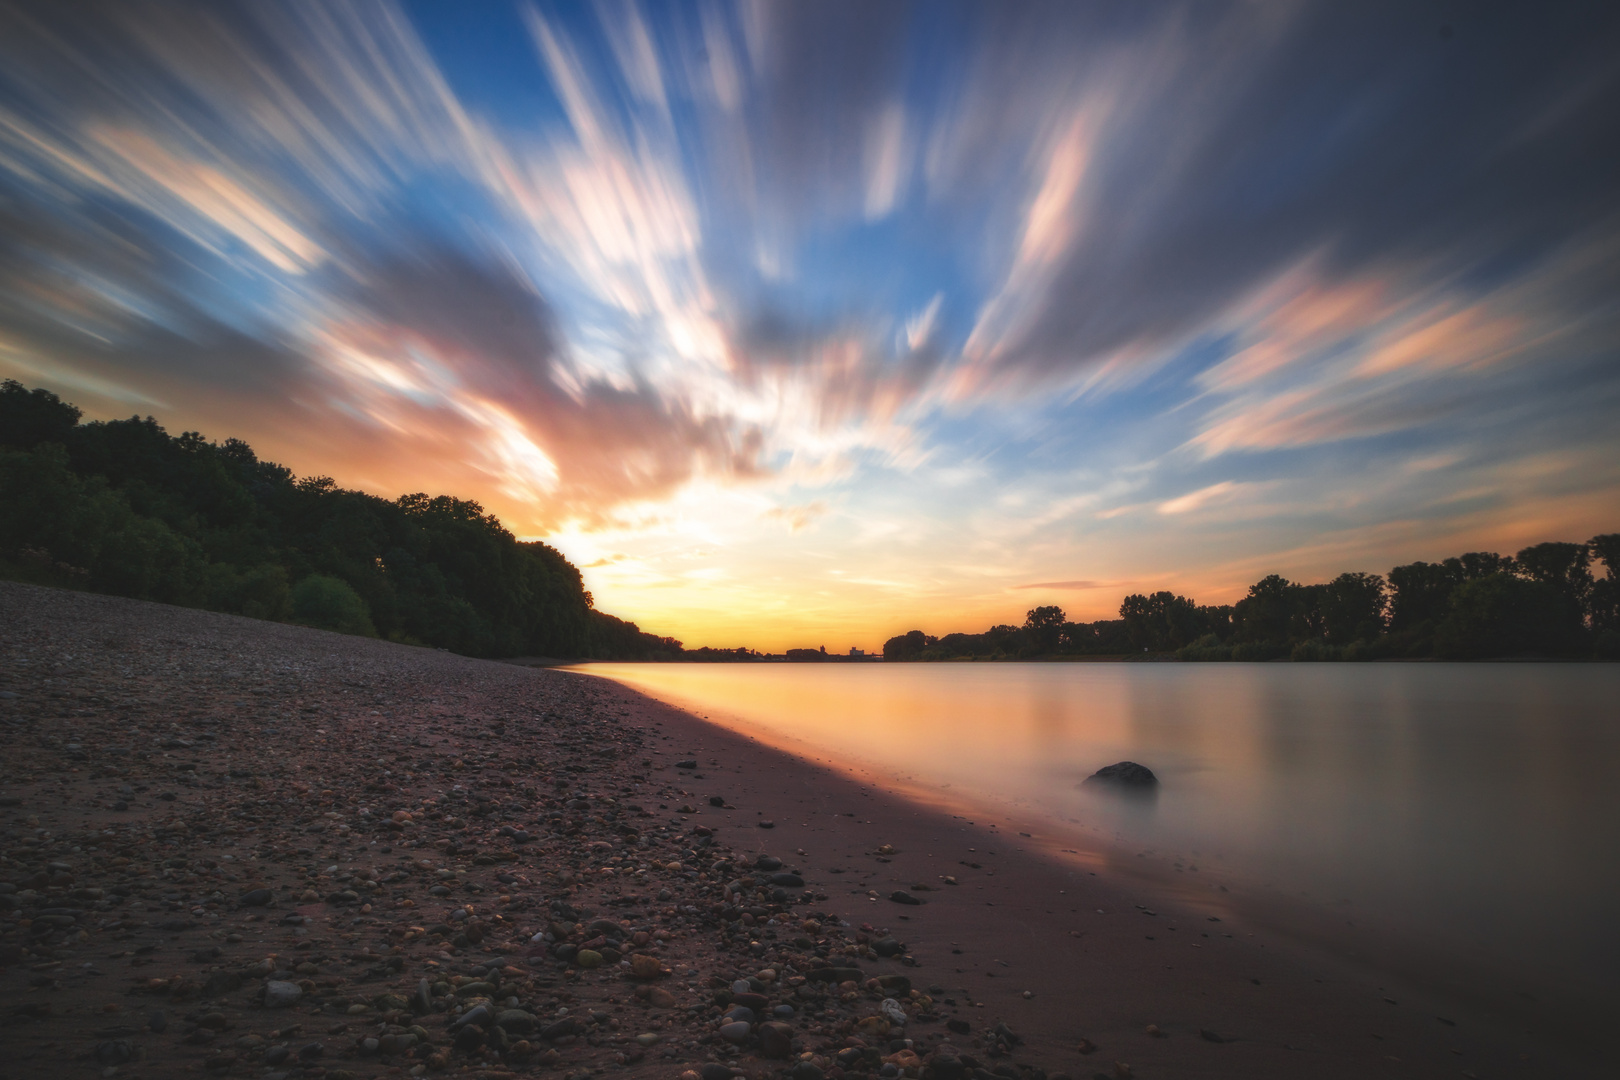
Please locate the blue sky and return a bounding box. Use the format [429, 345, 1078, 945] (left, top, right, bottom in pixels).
[1, 0, 1617, 648]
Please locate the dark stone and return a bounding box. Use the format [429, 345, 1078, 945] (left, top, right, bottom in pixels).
[889, 890, 922, 905]
[453, 1004, 493, 1030]
[675, 760, 697, 769]
[202, 971, 244, 997]
[709, 796, 726, 807]
[96, 1040, 136, 1065]
[240, 888, 273, 907]
[946, 1018, 971, 1034]
[298, 1042, 324, 1061]
[876, 974, 911, 994]
[1084, 761, 1158, 786]
[789, 1063, 825, 1080]
[541, 1017, 581, 1041]
[699, 1065, 734, 1080]
[1200, 1028, 1227, 1043]
[807, 966, 864, 983]
[754, 855, 782, 871]
[732, 992, 769, 1012]
[760, 1020, 795, 1058]
[929, 1051, 966, 1080]
[874, 937, 903, 957]
[769, 873, 804, 888]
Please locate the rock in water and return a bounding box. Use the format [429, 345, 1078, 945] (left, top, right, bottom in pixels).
[1085, 761, 1158, 786]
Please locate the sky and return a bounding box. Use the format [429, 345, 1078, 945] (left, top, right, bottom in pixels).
[1, 1, 1618, 651]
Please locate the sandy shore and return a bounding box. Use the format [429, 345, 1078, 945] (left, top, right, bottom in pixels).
[0, 582, 1600, 1079]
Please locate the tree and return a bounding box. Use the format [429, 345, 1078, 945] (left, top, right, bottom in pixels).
[1023, 605, 1066, 653]
[1434, 574, 1584, 658]
[1232, 575, 1299, 644]
[1514, 541, 1592, 614]
[1589, 533, 1620, 633]
[0, 380, 675, 660]
[0, 380, 82, 449]
[883, 630, 932, 661]
[1318, 572, 1387, 643]
[291, 574, 376, 636]
[1118, 591, 1202, 652]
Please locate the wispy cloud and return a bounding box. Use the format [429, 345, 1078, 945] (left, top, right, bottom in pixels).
[0, 0, 1616, 648]
[1013, 580, 1107, 591]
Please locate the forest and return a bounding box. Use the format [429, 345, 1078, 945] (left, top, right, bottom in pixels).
[0, 381, 681, 660]
[884, 536, 1620, 662]
[8, 380, 1615, 665]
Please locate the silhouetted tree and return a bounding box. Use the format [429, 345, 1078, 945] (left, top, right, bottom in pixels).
[0, 382, 671, 659]
[1590, 533, 1620, 635]
[1318, 572, 1387, 643]
[1023, 605, 1066, 653]
[882, 630, 933, 661]
[1434, 574, 1584, 659]
[1119, 591, 1202, 651]
[1, 380, 81, 449]
[1514, 541, 1592, 614]
[1232, 574, 1299, 644]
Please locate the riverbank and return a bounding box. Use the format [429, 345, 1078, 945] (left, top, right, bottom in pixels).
[0, 583, 1599, 1079]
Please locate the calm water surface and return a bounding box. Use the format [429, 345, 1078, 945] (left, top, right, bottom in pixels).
[578, 662, 1620, 1008]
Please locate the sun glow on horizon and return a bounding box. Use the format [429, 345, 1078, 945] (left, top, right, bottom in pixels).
[2, 1, 1618, 650]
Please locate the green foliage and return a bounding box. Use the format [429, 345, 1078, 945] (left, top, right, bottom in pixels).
[1290, 640, 1348, 662]
[1433, 574, 1584, 659]
[1232, 574, 1299, 644]
[0, 442, 205, 603]
[0, 382, 674, 659]
[1176, 634, 1232, 661]
[1317, 572, 1387, 644]
[0, 380, 80, 450]
[291, 574, 376, 636]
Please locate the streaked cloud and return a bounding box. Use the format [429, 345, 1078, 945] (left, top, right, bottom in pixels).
[0, 0, 1616, 648]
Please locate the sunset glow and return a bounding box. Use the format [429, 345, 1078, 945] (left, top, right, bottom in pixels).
[3, 2, 1617, 651]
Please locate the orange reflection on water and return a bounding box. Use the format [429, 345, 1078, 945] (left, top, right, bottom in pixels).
[569, 660, 1620, 1012]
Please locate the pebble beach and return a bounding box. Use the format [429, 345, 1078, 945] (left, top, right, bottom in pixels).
[0, 582, 1596, 1079]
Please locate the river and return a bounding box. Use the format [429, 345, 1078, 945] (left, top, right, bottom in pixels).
[572, 660, 1620, 1019]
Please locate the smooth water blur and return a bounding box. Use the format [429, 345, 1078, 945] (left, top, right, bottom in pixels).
[578, 661, 1620, 1004]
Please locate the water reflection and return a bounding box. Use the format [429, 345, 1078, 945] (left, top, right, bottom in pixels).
[574, 661, 1620, 1007]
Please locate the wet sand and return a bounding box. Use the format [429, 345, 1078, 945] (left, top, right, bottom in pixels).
[0, 582, 1601, 1079]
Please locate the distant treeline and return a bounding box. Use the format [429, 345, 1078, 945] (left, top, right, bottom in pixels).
[885, 535, 1620, 662]
[0, 381, 681, 660]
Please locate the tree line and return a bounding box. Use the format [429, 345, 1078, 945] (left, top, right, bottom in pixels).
[0, 381, 681, 660]
[885, 535, 1620, 662]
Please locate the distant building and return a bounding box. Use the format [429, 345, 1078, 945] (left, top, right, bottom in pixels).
[849, 647, 866, 657]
